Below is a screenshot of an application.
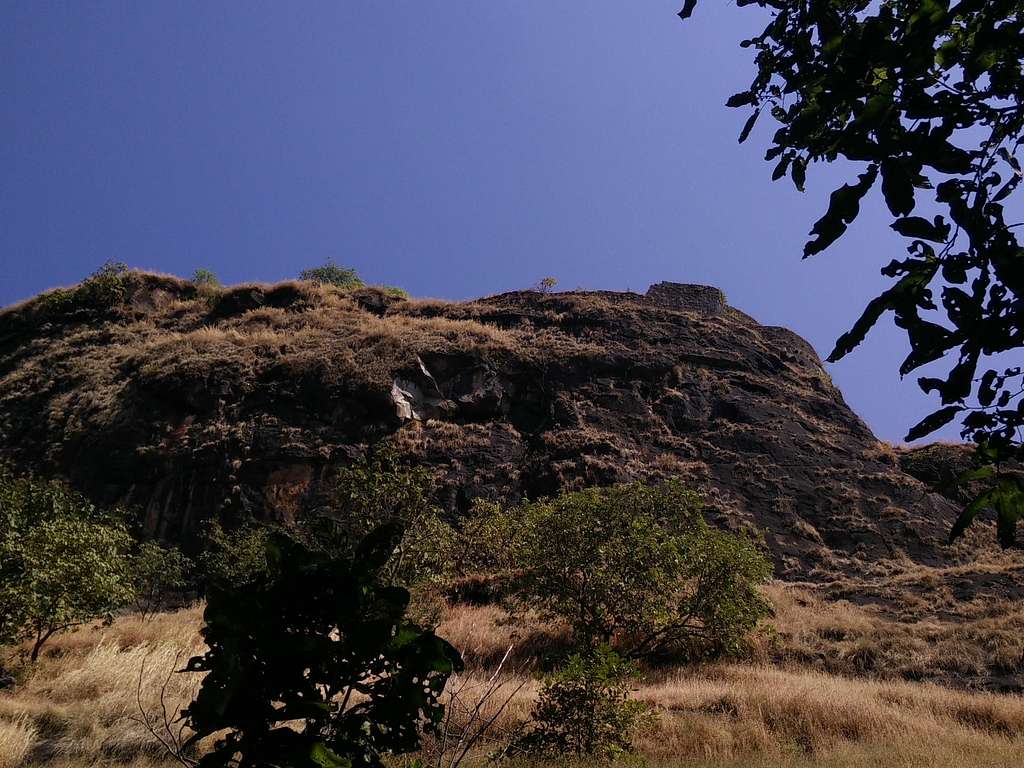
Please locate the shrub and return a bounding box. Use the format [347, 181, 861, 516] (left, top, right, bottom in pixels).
[466, 482, 773, 659]
[452, 499, 522, 576]
[181, 525, 462, 768]
[130, 541, 193, 619]
[197, 519, 272, 588]
[0, 470, 134, 660]
[191, 268, 221, 288]
[517, 645, 652, 759]
[535, 276, 558, 293]
[38, 260, 130, 314]
[302, 445, 456, 587]
[298, 259, 365, 289]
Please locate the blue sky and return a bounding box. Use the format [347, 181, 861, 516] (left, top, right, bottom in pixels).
[1, 1, 960, 443]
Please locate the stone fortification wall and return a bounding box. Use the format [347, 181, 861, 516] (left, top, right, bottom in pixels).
[645, 282, 726, 315]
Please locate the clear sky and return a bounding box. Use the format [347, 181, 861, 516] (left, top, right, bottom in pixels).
[0, 1, 962, 443]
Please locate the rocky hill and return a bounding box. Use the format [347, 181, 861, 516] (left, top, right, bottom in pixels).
[0, 272, 970, 578]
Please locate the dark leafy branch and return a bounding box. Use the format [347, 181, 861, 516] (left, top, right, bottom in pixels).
[681, 0, 1024, 544]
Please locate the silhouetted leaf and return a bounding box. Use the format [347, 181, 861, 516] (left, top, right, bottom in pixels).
[677, 0, 698, 21]
[904, 405, 962, 442]
[738, 109, 760, 143]
[791, 158, 807, 191]
[949, 488, 995, 543]
[891, 216, 944, 241]
[978, 370, 999, 406]
[804, 166, 878, 257]
[354, 522, 405, 572]
[726, 91, 756, 108]
[880, 159, 916, 216]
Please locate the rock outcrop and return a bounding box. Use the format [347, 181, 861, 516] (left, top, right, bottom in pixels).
[0, 273, 967, 578]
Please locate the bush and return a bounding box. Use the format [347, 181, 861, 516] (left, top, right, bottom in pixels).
[197, 519, 273, 588]
[0, 470, 135, 660]
[38, 260, 129, 314]
[182, 525, 462, 768]
[302, 445, 456, 588]
[191, 268, 221, 288]
[298, 259, 365, 289]
[535, 276, 558, 293]
[130, 541, 193, 619]
[517, 645, 652, 759]
[466, 482, 772, 659]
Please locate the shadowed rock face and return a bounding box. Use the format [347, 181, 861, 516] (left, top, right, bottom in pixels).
[0, 274, 964, 578]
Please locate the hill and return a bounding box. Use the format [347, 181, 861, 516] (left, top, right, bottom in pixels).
[0, 271, 976, 581]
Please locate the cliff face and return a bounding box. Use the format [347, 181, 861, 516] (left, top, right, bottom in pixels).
[0, 273, 963, 577]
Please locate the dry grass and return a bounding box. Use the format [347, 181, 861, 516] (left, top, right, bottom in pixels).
[426, 654, 1024, 767]
[2, 593, 1024, 767]
[1, 271, 615, 454]
[0, 606, 204, 767]
[767, 582, 1024, 684]
[763, 552, 1024, 687]
[436, 556, 1024, 691]
[0, 714, 37, 768]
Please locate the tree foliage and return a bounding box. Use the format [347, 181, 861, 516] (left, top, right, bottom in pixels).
[38, 259, 130, 314]
[197, 519, 273, 589]
[181, 526, 462, 768]
[131, 541, 193, 619]
[535, 276, 558, 293]
[298, 259, 365, 289]
[681, 0, 1024, 544]
[0, 470, 134, 660]
[302, 445, 456, 587]
[468, 482, 772, 659]
[191, 269, 221, 288]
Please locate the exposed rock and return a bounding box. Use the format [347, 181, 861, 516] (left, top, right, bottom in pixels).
[645, 282, 726, 315]
[0, 272, 983, 578]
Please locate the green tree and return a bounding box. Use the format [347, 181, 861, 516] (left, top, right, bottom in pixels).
[197, 519, 273, 588]
[0, 471, 135, 660]
[517, 646, 653, 759]
[16, 516, 134, 661]
[535, 276, 558, 293]
[679, 1, 1024, 543]
[191, 268, 221, 288]
[181, 525, 462, 768]
[131, 541, 193, 619]
[470, 482, 772, 659]
[303, 445, 456, 587]
[298, 259, 365, 289]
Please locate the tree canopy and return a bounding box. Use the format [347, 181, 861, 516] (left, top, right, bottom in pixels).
[681, 0, 1024, 544]
[0, 470, 134, 660]
[467, 482, 772, 659]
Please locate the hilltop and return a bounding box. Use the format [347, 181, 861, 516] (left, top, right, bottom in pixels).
[0, 271, 982, 582]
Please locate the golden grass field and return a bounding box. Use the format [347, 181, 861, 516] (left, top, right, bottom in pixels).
[3, 570, 1024, 768]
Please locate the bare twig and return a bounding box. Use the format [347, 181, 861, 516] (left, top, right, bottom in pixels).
[430, 643, 529, 768]
[129, 649, 199, 768]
